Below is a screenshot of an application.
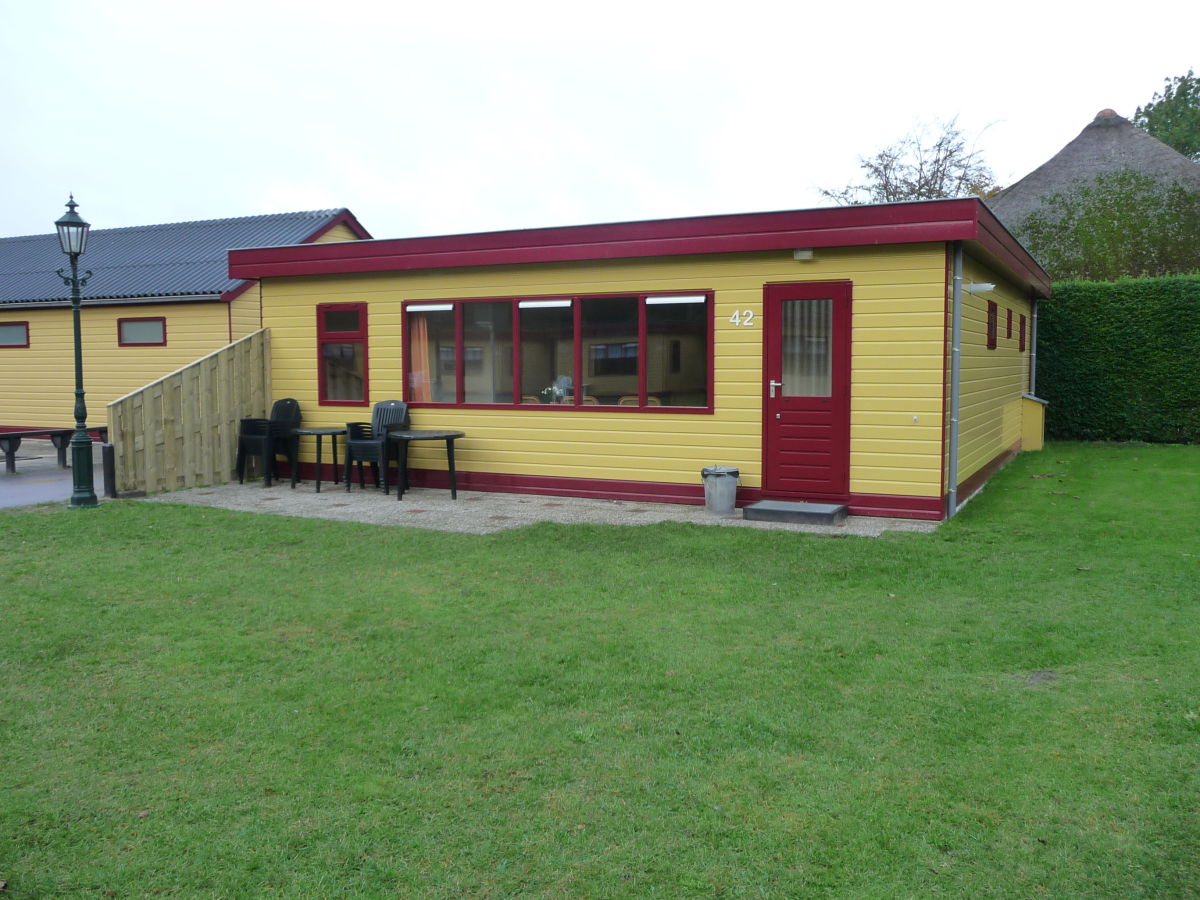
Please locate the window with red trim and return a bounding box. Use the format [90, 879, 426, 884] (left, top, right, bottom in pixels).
[0, 321, 29, 348]
[404, 292, 711, 410]
[1019, 314, 1027, 352]
[118, 317, 166, 346]
[317, 302, 368, 405]
[986, 301, 998, 350]
[1006, 308, 1013, 339]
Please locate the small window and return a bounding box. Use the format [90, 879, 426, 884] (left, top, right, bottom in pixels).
[1019, 314, 1027, 352]
[317, 302, 368, 405]
[1006, 308, 1013, 339]
[986, 301, 998, 350]
[0, 321, 29, 348]
[118, 317, 166, 346]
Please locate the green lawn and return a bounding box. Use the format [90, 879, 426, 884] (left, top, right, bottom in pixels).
[2, 442, 1197, 898]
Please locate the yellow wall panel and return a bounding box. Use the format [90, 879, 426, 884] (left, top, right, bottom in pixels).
[0, 301, 235, 427]
[956, 253, 1032, 487]
[229, 282, 261, 339]
[312, 223, 361, 243]
[260, 243, 952, 499]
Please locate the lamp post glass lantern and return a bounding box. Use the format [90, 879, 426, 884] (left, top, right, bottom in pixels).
[55, 195, 98, 508]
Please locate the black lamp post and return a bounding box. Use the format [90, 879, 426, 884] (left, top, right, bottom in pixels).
[55, 195, 98, 508]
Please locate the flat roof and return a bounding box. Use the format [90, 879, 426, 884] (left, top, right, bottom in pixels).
[228, 199, 1051, 298]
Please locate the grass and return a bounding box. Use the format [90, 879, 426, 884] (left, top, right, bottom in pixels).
[1, 442, 1197, 897]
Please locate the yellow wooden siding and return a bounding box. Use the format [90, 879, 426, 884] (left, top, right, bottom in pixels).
[229, 281, 262, 339]
[312, 223, 361, 243]
[0, 302, 234, 427]
[261, 244, 949, 497]
[956, 254, 1032, 485]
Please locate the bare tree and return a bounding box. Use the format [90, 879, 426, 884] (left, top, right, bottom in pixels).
[821, 118, 1000, 205]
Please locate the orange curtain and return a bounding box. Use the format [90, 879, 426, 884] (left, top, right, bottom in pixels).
[409, 315, 432, 402]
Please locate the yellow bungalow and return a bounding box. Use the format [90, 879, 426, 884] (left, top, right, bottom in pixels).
[228, 199, 1050, 520]
[0, 208, 369, 432]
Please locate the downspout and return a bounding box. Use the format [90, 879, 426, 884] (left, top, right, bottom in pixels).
[1029, 297, 1038, 395]
[947, 242, 964, 517]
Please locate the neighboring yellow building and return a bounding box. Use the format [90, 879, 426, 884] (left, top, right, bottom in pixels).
[0, 208, 368, 432]
[229, 200, 1050, 520]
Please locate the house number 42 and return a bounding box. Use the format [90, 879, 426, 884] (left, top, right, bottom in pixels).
[729, 309, 756, 327]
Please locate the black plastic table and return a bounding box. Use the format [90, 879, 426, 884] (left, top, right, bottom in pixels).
[292, 427, 347, 492]
[387, 429, 465, 500]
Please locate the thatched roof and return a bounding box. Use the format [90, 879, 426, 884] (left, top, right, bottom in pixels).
[988, 109, 1200, 228]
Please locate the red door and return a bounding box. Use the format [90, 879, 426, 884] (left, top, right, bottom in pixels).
[762, 281, 851, 498]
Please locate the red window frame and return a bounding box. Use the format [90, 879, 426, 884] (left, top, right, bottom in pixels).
[986, 301, 998, 350]
[403, 291, 714, 413]
[1019, 314, 1027, 352]
[117, 316, 167, 346]
[1006, 308, 1013, 339]
[0, 321, 30, 348]
[316, 302, 369, 406]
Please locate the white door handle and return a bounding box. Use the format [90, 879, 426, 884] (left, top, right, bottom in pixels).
[768, 379, 783, 399]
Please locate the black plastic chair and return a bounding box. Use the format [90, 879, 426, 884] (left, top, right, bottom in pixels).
[344, 400, 410, 492]
[236, 398, 301, 487]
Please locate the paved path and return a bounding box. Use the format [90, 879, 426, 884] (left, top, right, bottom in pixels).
[0, 440, 104, 508]
[144, 478, 938, 537]
[3, 443, 938, 536]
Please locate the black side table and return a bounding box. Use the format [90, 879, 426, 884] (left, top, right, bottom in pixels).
[387, 430, 465, 500]
[293, 427, 347, 492]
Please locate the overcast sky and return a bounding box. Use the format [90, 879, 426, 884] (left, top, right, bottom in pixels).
[2, 0, 1196, 242]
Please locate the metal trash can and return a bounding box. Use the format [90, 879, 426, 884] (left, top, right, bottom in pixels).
[700, 465, 740, 515]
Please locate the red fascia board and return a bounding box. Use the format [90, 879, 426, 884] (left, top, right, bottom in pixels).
[231, 219, 980, 279]
[227, 199, 1045, 295]
[973, 205, 1052, 297]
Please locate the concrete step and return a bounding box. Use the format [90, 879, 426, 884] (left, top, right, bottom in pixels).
[742, 500, 848, 525]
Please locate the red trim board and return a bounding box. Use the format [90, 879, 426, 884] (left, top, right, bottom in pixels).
[955, 442, 1021, 508]
[230, 200, 1050, 299]
[296, 462, 948, 521]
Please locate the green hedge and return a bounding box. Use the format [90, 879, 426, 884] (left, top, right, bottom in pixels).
[1037, 275, 1200, 442]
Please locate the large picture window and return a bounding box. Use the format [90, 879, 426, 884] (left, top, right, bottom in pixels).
[404, 292, 711, 411]
[317, 302, 368, 405]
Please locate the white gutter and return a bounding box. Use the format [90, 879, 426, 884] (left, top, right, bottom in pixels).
[2, 293, 221, 310]
[947, 242, 964, 517]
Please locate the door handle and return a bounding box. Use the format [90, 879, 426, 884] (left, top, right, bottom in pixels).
[768, 379, 783, 399]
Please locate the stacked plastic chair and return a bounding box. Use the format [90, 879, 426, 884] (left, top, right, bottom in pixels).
[235, 398, 302, 488]
[343, 400, 410, 492]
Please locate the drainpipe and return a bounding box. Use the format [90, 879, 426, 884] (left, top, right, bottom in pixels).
[947, 242, 964, 517]
[1029, 298, 1039, 395]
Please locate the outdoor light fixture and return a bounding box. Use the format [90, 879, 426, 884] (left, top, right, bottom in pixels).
[54, 195, 98, 508]
[792, 249, 814, 261]
[966, 282, 996, 293]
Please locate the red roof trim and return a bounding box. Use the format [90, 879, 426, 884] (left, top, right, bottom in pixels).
[301, 208, 373, 243]
[229, 200, 1050, 297]
[219, 209, 372, 303]
[220, 280, 255, 304]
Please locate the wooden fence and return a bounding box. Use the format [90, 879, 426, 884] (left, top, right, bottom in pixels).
[107, 329, 271, 495]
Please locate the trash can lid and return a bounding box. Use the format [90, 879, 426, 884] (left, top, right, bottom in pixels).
[701, 465, 740, 477]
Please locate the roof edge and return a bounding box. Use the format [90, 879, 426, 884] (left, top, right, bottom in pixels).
[301, 208, 373, 243]
[3, 293, 223, 310]
[228, 200, 1049, 296]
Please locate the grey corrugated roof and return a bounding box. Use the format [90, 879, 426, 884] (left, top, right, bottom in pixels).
[0, 209, 361, 305]
[989, 110, 1200, 228]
